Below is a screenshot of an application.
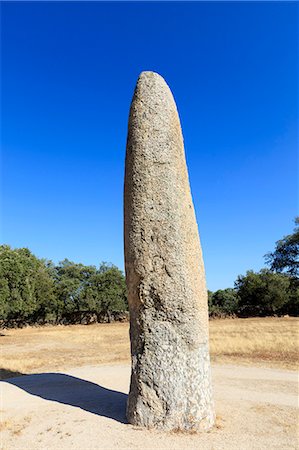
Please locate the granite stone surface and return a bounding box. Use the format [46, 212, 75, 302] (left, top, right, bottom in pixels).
[124, 71, 215, 430]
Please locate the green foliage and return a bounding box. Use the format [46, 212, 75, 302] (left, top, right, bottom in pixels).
[207, 290, 214, 311]
[235, 269, 291, 316]
[265, 217, 299, 277]
[287, 278, 299, 316]
[54, 259, 97, 315]
[0, 246, 127, 325]
[0, 245, 56, 321]
[1, 217, 298, 325]
[208, 218, 299, 318]
[83, 263, 127, 319]
[209, 288, 239, 316]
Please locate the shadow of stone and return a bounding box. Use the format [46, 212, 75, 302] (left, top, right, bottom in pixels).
[4, 372, 128, 423]
[0, 368, 25, 380]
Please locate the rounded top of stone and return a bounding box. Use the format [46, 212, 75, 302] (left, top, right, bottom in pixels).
[135, 71, 173, 105]
[137, 71, 168, 87]
[138, 71, 164, 80]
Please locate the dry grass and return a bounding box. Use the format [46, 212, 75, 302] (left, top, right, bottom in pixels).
[0, 323, 130, 380]
[0, 317, 298, 379]
[209, 317, 299, 370]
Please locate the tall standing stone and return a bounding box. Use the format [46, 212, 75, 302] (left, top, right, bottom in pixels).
[124, 71, 215, 431]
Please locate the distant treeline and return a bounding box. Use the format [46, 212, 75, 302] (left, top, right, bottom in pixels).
[0, 248, 128, 327]
[0, 218, 298, 327]
[208, 270, 298, 318]
[209, 217, 298, 318]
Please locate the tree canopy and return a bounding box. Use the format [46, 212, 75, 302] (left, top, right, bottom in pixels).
[235, 269, 291, 317]
[0, 217, 298, 326]
[265, 217, 299, 277]
[0, 246, 127, 326]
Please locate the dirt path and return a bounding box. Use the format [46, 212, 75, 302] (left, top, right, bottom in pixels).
[1, 363, 298, 449]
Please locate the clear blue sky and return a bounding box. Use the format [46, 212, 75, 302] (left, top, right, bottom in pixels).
[1, 2, 298, 291]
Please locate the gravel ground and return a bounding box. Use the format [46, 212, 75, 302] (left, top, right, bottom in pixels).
[1, 363, 298, 450]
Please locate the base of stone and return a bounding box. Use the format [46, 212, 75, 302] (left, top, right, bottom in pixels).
[126, 342, 215, 431]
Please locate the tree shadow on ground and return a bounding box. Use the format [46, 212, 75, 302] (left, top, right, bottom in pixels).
[4, 371, 128, 423]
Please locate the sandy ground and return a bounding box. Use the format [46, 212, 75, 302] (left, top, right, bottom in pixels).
[1, 363, 298, 450]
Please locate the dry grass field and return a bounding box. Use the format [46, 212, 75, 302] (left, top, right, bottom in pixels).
[209, 316, 299, 369]
[1, 317, 298, 380]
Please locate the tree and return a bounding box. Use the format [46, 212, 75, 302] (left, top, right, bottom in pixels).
[54, 259, 96, 317]
[207, 290, 214, 312]
[82, 263, 127, 321]
[33, 259, 57, 322]
[212, 288, 239, 316]
[265, 217, 299, 277]
[235, 269, 291, 317]
[0, 245, 56, 322]
[0, 246, 128, 325]
[208, 288, 238, 317]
